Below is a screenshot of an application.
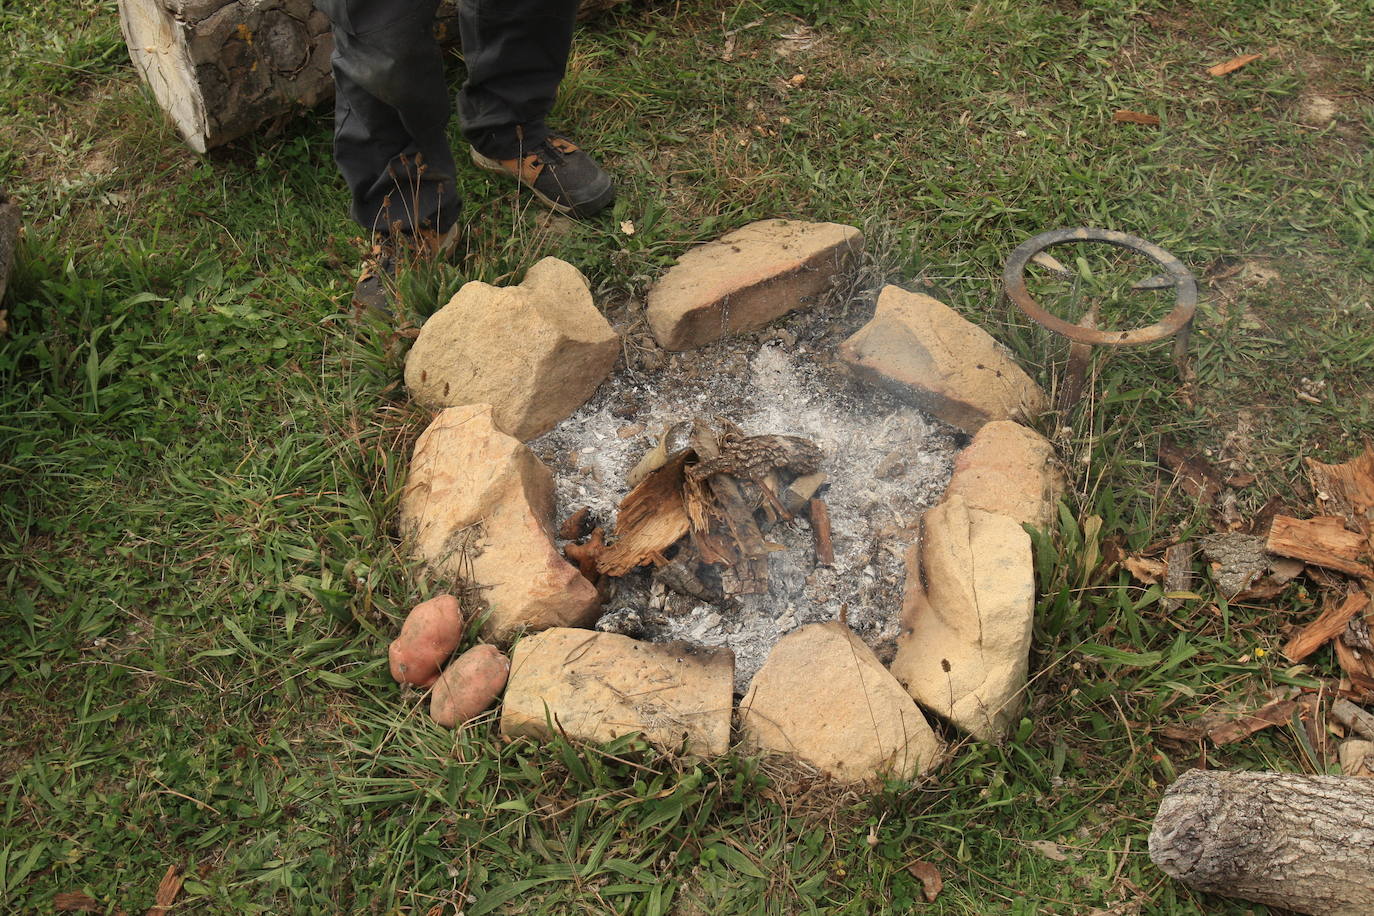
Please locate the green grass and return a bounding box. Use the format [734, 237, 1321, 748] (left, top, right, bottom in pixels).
[3, 0, 1373, 911]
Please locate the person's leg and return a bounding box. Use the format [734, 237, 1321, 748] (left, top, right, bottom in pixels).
[456, 0, 614, 217]
[320, 0, 462, 235]
[456, 0, 580, 159]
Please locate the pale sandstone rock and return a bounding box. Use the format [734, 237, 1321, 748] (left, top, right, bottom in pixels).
[500, 628, 733, 756]
[739, 622, 942, 782]
[404, 257, 620, 440]
[399, 404, 600, 640]
[891, 496, 1035, 740]
[839, 285, 1046, 433]
[943, 420, 1063, 531]
[646, 219, 863, 351]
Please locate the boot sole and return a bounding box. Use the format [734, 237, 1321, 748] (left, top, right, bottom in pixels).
[470, 148, 615, 219]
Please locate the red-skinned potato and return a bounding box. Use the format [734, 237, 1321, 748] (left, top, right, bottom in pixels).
[388, 595, 464, 687]
[430, 644, 511, 727]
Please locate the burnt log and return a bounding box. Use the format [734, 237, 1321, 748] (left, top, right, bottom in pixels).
[1148, 769, 1374, 916]
[118, 0, 632, 153]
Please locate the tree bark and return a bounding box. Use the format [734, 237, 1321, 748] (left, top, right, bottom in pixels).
[1149, 769, 1374, 916]
[117, 0, 633, 153]
[0, 187, 18, 311]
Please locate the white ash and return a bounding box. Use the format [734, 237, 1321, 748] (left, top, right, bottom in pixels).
[531, 323, 961, 694]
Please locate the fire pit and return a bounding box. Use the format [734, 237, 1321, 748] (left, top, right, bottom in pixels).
[533, 324, 962, 691]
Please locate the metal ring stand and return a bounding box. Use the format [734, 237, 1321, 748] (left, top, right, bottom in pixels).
[1002, 228, 1198, 410]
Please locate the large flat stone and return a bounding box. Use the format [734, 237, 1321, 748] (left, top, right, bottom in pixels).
[943, 420, 1063, 531]
[404, 258, 620, 441]
[739, 622, 942, 782]
[500, 628, 734, 756]
[839, 285, 1046, 434]
[891, 496, 1035, 740]
[398, 404, 601, 641]
[646, 219, 863, 351]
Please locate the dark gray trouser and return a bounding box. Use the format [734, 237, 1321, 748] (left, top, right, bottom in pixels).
[314, 0, 580, 235]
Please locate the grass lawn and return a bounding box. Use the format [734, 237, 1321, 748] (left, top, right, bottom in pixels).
[2, 0, 1372, 912]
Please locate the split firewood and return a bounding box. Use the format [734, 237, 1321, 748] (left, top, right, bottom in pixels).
[1266, 515, 1374, 579]
[1284, 589, 1370, 662]
[810, 498, 835, 567]
[118, 0, 633, 153]
[784, 471, 827, 515]
[687, 422, 772, 595]
[1331, 698, 1374, 740]
[1334, 639, 1374, 698]
[597, 453, 692, 577]
[1149, 769, 1374, 916]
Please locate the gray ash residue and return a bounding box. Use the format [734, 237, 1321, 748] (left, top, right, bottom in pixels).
[530, 306, 961, 694]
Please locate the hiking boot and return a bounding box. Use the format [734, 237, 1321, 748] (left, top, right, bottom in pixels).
[470, 135, 615, 218]
[351, 223, 460, 316]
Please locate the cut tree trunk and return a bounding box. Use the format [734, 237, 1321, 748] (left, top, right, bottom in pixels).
[1149, 769, 1374, 916]
[0, 187, 18, 310]
[118, 0, 633, 153]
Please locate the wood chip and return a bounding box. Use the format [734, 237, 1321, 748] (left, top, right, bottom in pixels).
[810, 498, 834, 567]
[1266, 515, 1374, 579]
[557, 506, 591, 540]
[906, 860, 944, 902]
[1207, 52, 1262, 77]
[1113, 109, 1161, 125]
[145, 864, 185, 916]
[1335, 639, 1374, 698]
[1123, 554, 1167, 584]
[1207, 697, 1299, 746]
[53, 894, 105, 914]
[1283, 590, 1370, 662]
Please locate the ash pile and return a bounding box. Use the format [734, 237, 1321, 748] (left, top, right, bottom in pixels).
[542, 341, 960, 693]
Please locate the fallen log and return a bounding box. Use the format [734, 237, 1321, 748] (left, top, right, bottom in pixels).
[118, 0, 632, 152]
[1148, 769, 1374, 916]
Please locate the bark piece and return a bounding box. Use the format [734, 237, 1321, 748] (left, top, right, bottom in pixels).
[890, 496, 1036, 739]
[1266, 515, 1374, 579]
[118, 0, 630, 152]
[942, 420, 1063, 531]
[597, 453, 692, 577]
[1149, 769, 1374, 916]
[839, 285, 1047, 434]
[1284, 590, 1370, 662]
[645, 219, 863, 350]
[1205, 697, 1299, 746]
[405, 258, 620, 441]
[738, 622, 942, 781]
[1158, 436, 1225, 506]
[1161, 542, 1197, 611]
[398, 404, 601, 640]
[500, 628, 734, 756]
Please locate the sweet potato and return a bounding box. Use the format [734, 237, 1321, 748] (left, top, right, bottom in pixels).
[388, 595, 464, 687]
[430, 644, 511, 727]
